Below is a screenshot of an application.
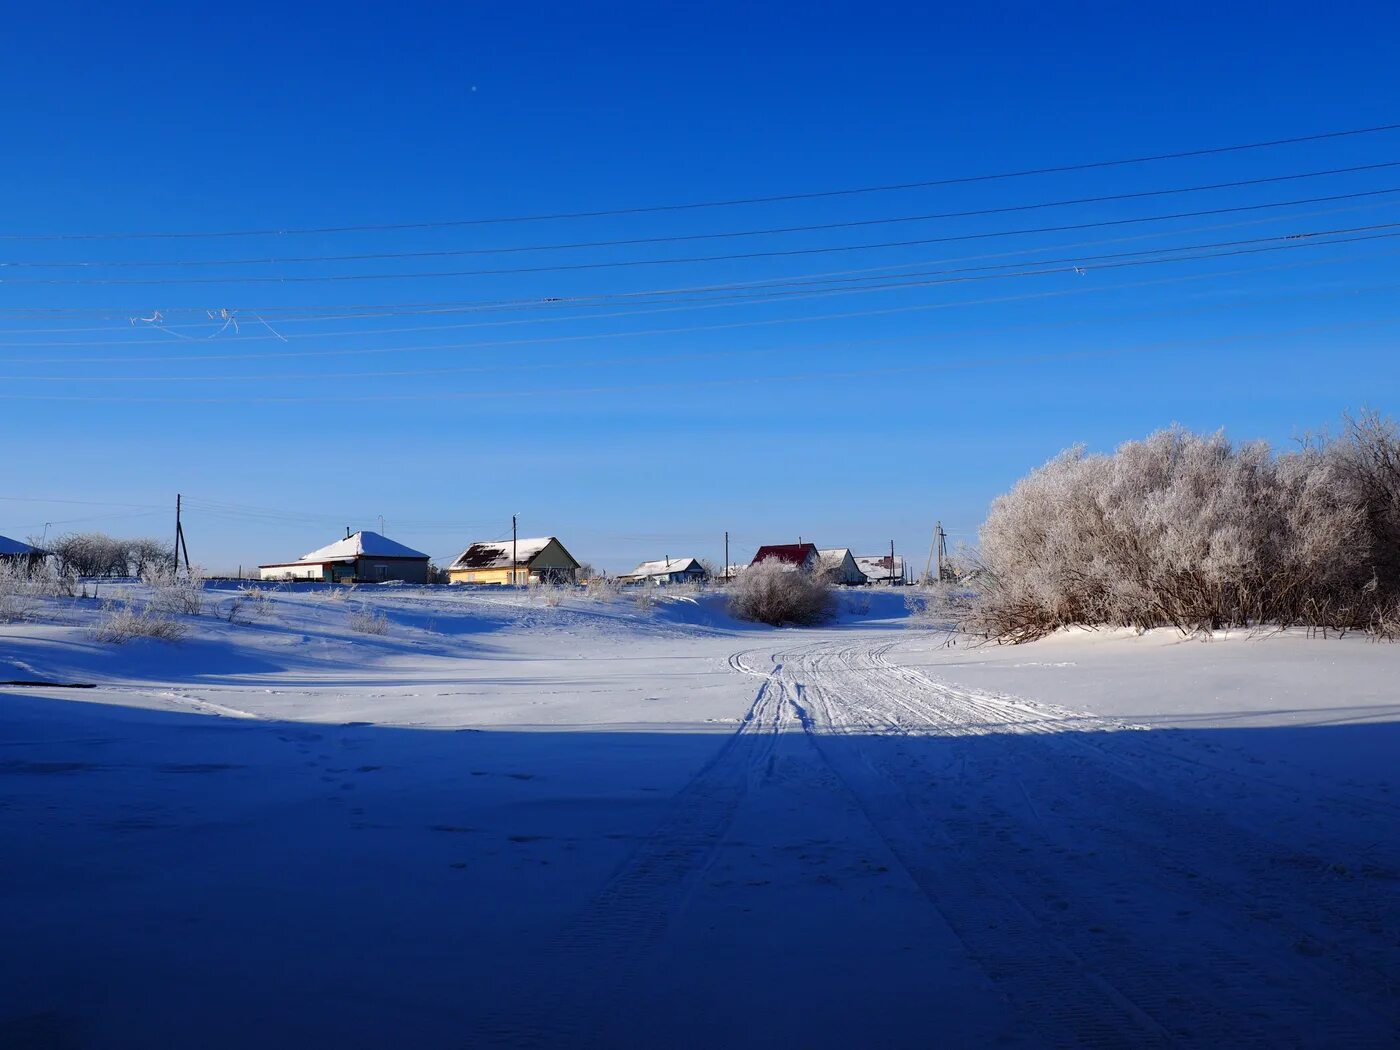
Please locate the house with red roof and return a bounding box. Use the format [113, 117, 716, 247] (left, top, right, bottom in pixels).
[750, 543, 819, 571]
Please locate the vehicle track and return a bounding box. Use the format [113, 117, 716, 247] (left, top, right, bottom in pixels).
[777, 637, 1398, 1046]
[475, 652, 791, 1046]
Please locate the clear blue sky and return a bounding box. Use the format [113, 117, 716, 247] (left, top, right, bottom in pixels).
[2, 3, 1397, 572]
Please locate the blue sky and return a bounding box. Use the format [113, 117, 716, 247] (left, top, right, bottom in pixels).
[2, 3, 1398, 571]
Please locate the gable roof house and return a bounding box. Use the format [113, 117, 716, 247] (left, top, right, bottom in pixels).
[750, 543, 820, 571]
[816, 548, 866, 585]
[0, 534, 47, 568]
[258, 531, 430, 583]
[619, 556, 709, 586]
[855, 554, 907, 585]
[448, 536, 580, 586]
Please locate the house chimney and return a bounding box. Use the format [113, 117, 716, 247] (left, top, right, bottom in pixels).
[346, 526, 351, 539]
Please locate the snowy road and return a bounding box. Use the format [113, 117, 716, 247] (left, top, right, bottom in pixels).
[3, 593, 1398, 1048]
[481, 635, 1399, 1047]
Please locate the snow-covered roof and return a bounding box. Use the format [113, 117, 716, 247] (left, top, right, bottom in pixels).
[855, 554, 905, 580]
[0, 534, 41, 556]
[263, 531, 429, 568]
[620, 556, 705, 579]
[816, 548, 854, 568]
[449, 537, 561, 571]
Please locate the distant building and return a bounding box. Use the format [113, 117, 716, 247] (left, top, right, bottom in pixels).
[259, 531, 430, 583]
[816, 548, 865, 585]
[855, 554, 906, 585]
[619, 556, 709, 586]
[448, 536, 580, 586]
[750, 543, 819, 571]
[0, 534, 47, 568]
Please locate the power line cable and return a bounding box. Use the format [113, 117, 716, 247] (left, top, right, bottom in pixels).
[3, 191, 1397, 340]
[4, 122, 1398, 241]
[4, 225, 1398, 369]
[7, 161, 1400, 270]
[8, 170, 1400, 287]
[2, 314, 1393, 403]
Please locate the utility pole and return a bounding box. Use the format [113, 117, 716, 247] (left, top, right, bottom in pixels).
[378, 515, 385, 535]
[512, 514, 518, 587]
[173, 494, 190, 575]
[923, 524, 938, 584]
[890, 539, 896, 586]
[724, 531, 729, 581]
[936, 521, 949, 582]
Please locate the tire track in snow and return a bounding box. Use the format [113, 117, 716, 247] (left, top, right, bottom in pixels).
[761, 643, 1174, 1049]
[474, 650, 791, 1047]
[789, 638, 1396, 1045]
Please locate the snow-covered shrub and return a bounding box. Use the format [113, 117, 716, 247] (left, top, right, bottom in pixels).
[974, 417, 1400, 640]
[585, 575, 619, 601]
[225, 585, 273, 624]
[0, 560, 75, 622]
[143, 563, 206, 615]
[728, 558, 835, 626]
[348, 607, 390, 635]
[92, 600, 186, 643]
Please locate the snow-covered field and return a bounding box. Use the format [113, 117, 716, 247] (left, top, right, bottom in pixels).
[2, 584, 1396, 1048]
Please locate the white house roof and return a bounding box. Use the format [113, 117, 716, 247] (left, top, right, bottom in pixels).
[261, 531, 429, 568]
[855, 554, 905, 580]
[0, 534, 41, 556]
[816, 548, 854, 568]
[449, 537, 560, 571]
[620, 556, 704, 579]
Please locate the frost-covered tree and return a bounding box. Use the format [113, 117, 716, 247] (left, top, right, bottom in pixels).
[974, 417, 1400, 640]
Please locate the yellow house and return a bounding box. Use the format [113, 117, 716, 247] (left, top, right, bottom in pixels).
[447, 536, 581, 586]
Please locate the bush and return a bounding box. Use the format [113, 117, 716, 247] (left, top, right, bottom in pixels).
[973, 414, 1400, 641]
[224, 586, 273, 624]
[585, 576, 620, 601]
[92, 600, 186, 643]
[348, 607, 390, 635]
[0, 561, 75, 622]
[143, 564, 206, 615]
[728, 559, 835, 626]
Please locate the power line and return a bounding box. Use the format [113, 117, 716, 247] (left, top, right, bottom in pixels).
[8, 196, 1398, 347]
[4, 225, 1399, 370]
[1, 314, 1394, 403]
[2, 189, 1396, 319]
[7, 162, 1400, 270]
[9, 174, 1400, 287]
[4, 122, 1399, 241]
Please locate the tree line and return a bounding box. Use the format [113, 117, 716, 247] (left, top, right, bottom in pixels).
[974, 412, 1400, 640]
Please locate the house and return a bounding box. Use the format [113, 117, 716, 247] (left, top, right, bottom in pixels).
[448, 536, 580, 585]
[619, 556, 709, 586]
[0, 534, 47, 568]
[750, 543, 819, 571]
[258, 530, 430, 583]
[816, 548, 866, 585]
[855, 554, 906, 585]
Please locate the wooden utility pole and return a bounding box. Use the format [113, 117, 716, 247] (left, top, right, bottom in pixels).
[512, 514, 518, 587]
[890, 539, 896, 585]
[172, 494, 190, 575]
[724, 531, 729, 581]
[936, 521, 949, 581]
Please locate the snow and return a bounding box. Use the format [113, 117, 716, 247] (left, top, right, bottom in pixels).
[2, 586, 1397, 1047]
[448, 536, 559, 570]
[290, 529, 429, 563]
[619, 556, 704, 579]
